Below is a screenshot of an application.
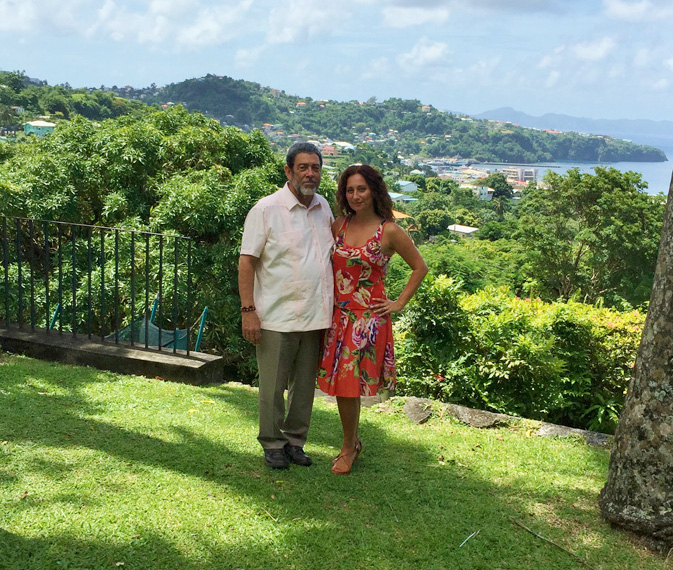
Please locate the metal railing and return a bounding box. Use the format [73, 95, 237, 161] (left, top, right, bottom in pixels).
[1, 217, 201, 356]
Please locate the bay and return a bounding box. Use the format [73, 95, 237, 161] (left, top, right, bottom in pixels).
[473, 149, 673, 196]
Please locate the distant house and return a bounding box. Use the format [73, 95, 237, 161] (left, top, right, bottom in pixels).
[465, 185, 494, 201]
[448, 224, 479, 239]
[321, 145, 338, 156]
[24, 120, 56, 137]
[388, 192, 418, 205]
[397, 180, 418, 193]
[392, 210, 411, 219]
[333, 141, 356, 152]
[501, 167, 537, 183]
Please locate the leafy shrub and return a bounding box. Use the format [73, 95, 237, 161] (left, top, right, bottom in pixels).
[395, 276, 643, 433]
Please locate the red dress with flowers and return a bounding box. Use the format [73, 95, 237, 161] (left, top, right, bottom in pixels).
[317, 217, 396, 397]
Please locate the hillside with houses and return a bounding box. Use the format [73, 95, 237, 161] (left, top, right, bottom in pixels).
[1, 71, 667, 169]
[135, 74, 666, 165]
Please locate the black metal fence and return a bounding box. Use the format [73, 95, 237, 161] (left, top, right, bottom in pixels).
[1, 217, 202, 355]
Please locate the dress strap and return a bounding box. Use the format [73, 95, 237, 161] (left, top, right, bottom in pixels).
[336, 215, 351, 245]
[374, 219, 387, 241]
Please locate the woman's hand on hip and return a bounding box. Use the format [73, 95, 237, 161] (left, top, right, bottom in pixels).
[371, 297, 403, 316]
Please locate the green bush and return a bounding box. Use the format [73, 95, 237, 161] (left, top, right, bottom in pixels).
[394, 276, 643, 433]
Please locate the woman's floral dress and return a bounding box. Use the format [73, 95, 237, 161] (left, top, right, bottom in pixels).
[317, 217, 396, 397]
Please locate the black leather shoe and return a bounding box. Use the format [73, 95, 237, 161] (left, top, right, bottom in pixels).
[264, 448, 290, 469]
[285, 444, 312, 466]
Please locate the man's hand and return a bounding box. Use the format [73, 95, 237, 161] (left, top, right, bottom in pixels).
[242, 310, 262, 345]
[238, 254, 261, 344]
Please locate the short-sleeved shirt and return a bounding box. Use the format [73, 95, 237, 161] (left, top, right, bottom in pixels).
[240, 183, 334, 332]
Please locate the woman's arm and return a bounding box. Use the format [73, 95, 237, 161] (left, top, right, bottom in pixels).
[332, 215, 350, 239]
[373, 224, 427, 316]
[332, 216, 346, 238]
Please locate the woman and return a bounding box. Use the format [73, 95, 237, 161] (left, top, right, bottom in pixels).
[317, 164, 428, 474]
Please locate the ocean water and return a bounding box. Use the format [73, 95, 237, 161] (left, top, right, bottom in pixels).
[541, 158, 672, 196]
[475, 145, 673, 196]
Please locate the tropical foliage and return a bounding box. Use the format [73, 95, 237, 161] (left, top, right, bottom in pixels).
[395, 277, 643, 433]
[0, 70, 145, 126]
[517, 168, 665, 306]
[0, 82, 665, 431]
[0, 105, 337, 375]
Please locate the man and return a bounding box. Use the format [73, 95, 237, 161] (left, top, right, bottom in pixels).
[238, 142, 334, 469]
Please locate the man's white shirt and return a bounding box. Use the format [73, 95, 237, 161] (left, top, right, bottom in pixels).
[240, 183, 334, 332]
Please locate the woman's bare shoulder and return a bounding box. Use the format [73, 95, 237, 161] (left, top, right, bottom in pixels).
[332, 215, 347, 235]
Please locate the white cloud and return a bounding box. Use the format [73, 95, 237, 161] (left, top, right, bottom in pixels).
[603, 0, 673, 21]
[0, 0, 38, 32]
[382, 6, 450, 28]
[266, 0, 344, 44]
[537, 45, 565, 69]
[379, 0, 564, 12]
[571, 37, 616, 62]
[665, 56, 673, 73]
[235, 45, 266, 68]
[603, 0, 651, 19]
[466, 56, 502, 84]
[176, 2, 253, 48]
[360, 57, 391, 80]
[2, 0, 254, 48]
[652, 78, 669, 90]
[544, 70, 561, 88]
[398, 37, 451, 70]
[633, 48, 652, 68]
[0, 0, 89, 33]
[608, 64, 625, 78]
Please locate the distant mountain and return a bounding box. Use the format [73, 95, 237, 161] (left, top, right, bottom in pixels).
[131, 75, 667, 163]
[4, 69, 661, 164]
[475, 107, 673, 151]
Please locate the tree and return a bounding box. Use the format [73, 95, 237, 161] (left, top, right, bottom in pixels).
[0, 107, 283, 381]
[0, 70, 27, 93]
[599, 174, 673, 545]
[518, 168, 665, 306]
[479, 172, 513, 199]
[0, 104, 17, 127]
[416, 209, 451, 237]
[407, 173, 427, 191]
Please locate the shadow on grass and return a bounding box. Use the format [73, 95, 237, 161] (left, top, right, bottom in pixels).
[0, 355, 660, 570]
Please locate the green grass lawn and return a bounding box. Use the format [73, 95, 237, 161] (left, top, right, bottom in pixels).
[0, 352, 668, 570]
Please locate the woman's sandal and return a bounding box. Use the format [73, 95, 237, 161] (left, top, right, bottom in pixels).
[331, 440, 363, 475]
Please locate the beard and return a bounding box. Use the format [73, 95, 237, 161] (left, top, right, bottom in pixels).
[297, 183, 316, 196]
[291, 175, 318, 196]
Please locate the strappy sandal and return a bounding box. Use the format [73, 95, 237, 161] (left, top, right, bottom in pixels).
[331, 440, 363, 475]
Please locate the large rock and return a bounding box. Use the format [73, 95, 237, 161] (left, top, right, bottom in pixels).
[536, 422, 611, 447]
[444, 403, 513, 428]
[403, 397, 434, 424]
[402, 397, 610, 447]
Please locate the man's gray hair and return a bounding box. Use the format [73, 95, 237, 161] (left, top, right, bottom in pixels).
[286, 142, 323, 169]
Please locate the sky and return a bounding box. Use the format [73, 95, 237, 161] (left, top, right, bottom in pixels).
[3, 0, 673, 122]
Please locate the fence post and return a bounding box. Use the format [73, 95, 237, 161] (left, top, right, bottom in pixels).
[71, 225, 77, 337]
[44, 221, 50, 333]
[2, 218, 8, 328]
[57, 224, 62, 333]
[29, 219, 35, 331]
[16, 218, 23, 328]
[158, 234, 163, 351]
[1, 218, 195, 357]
